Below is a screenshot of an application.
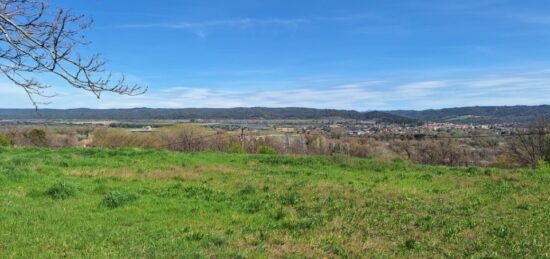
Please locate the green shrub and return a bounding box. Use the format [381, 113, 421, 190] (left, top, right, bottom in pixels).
[257, 145, 278, 155]
[228, 139, 245, 154]
[0, 133, 11, 147]
[101, 191, 139, 208]
[45, 182, 78, 200]
[537, 160, 550, 173]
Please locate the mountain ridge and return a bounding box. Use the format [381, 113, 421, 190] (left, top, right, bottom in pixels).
[0, 105, 549, 124]
[0, 107, 416, 124]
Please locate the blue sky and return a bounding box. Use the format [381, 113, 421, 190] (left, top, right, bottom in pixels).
[2, 0, 550, 110]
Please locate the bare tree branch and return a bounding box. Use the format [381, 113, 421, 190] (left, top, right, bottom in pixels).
[0, 0, 146, 108]
[510, 117, 549, 168]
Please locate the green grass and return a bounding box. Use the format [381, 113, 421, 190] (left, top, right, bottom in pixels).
[0, 148, 549, 258]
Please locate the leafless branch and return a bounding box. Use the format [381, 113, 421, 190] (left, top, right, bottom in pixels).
[0, 0, 146, 108]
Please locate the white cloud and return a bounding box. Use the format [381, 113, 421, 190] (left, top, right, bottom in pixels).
[466, 77, 536, 88]
[114, 13, 392, 37]
[2, 69, 550, 111]
[396, 81, 447, 97]
[117, 18, 309, 30]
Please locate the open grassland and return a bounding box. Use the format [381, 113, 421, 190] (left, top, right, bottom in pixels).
[0, 148, 549, 258]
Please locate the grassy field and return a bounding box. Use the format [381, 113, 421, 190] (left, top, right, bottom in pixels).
[0, 148, 549, 258]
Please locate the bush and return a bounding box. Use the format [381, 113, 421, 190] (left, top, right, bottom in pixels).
[228, 139, 245, 154]
[537, 160, 550, 173]
[0, 133, 11, 147]
[45, 181, 78, 200]
[257, 145, 278, 155]
[100, 191, 139, 208]
[93, 128, 162, 149]
[26, 129, 48, 147]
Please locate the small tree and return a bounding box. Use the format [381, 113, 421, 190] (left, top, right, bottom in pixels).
[25, 128, 48, 147]
[510, 117, 550, 168]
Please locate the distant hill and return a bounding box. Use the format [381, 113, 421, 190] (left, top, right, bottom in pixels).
[389, 105, 550, 124]
[2, 105, 548, 124]
[0, 107, 416, 124]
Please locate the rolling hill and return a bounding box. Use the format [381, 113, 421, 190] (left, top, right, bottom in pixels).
[1, 105, 549, 124]
[0, 107, 417, 124]
[389, 105, 550, 124]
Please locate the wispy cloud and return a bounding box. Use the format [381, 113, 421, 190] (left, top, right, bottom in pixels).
[115, 13, 386, 37]
[396, 81, 447, 97]
[4, 69, 550, 110]
[513, 14, 550, 26]
[115, 17, 310, 38]
[119, 18, 310, 29]
[465, 77, 536, 88]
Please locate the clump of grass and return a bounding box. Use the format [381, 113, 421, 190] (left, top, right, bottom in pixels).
[184, 230, 226, 246]
[239, 185, 256, 195]
[210, 235, 226, 246]
[271, 207, 286, 221]
[45, 181, 78, 200]
[100, 191, 139, 209]
[244, 200, 263, 213]
[279, 191, 300, 206]
[404, 239, 417, 250]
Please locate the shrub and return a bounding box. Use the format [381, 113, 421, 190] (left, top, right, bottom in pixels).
[93, 128, 162, 149]
[45, 181, 78, 200]
[160, 124, 211, 152]
[26, 129, 48, 147]
[100, 191, 139, 208]
[257, 145, 278, 155]
[0, 133, 11, 147]
[228, 139, 245, 154]
[537, 160, 550, 173]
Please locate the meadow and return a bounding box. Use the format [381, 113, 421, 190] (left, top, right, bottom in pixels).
[0, 148, 549, 258]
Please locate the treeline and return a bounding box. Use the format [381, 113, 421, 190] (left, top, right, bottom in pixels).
[0, 108, 416, 124]
[3, 123, 550, 168]
[3, 105, 550, 124]
[389, 105, 550, 124]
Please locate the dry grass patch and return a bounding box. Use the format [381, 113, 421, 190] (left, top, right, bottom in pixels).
[65, 165, 244, 181]
[266, 240, 322, 258]
[363, 236, 393, 252]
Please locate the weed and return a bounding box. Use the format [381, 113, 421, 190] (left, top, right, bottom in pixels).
[404, 239, 416, 250]
[100, 191, 139, 208]
[239, 185, 256, 195]
[45, 181, 77, 200]
[279, 191, 300, 206]
[271, 207, 286, 221]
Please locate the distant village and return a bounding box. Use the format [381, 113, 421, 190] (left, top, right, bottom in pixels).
[189, 119, 520, 138]
[0, 117, 521, 139]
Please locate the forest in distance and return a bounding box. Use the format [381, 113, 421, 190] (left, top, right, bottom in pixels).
[1, 105, 550, 124]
